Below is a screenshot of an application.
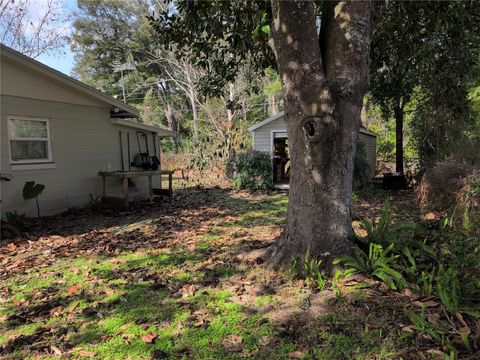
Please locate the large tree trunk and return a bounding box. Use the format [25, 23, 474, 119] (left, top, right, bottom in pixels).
[394, 101, 404, 174]
[267, 0, 372, 266]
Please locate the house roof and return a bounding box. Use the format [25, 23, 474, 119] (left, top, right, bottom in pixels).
[110, 119, 176, 138]
[1, 44, 139, 117]
[248, 111, 377, 137]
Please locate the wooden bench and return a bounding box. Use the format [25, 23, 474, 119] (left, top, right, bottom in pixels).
[98, 170, 173, 208]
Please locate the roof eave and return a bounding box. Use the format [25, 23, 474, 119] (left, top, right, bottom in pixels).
[1, 44, 139, 118]
[110, 119, 175, 137]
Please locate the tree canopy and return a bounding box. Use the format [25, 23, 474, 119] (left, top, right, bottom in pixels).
[370, 0, 480, 168]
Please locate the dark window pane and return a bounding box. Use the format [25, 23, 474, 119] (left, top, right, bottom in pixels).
[10, 140, 48, 161]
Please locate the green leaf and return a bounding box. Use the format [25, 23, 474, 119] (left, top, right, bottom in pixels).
[23, 181, 45, 200]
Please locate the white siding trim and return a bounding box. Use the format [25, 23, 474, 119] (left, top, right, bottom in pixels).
[110, 119, 175, 137]
[270, 129, 288, 158]
[7, 116, 54, 164]
[11, 163, 56, 171]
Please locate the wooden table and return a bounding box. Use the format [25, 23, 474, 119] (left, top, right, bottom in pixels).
[98, 170, 173, 208]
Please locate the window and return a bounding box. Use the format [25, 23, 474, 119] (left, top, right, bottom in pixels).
[8, 117, 52, 164]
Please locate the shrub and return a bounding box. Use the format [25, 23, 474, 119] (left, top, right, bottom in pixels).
[418, 162, 473, 212]
[234, 151, 273, 191]
[418, 162, 479, 234]
[353, 142, 372, 189]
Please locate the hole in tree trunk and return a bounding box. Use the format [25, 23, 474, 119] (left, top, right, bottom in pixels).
[303, 121, 316, 137]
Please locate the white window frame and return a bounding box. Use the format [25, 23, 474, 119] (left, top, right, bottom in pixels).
[7, 116, 53, 164]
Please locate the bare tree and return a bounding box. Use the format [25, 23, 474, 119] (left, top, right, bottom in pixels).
[146, 50, 205, 144]
[0, 0, 68, 58]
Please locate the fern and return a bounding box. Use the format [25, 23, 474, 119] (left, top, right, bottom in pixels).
[303, 250, 328, 291]
[360, 200, 417, 248]
[435, 264, 460, 313]
[335, 243, 407, 290]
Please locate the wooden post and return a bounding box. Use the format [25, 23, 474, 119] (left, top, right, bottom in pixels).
[102, 175, 106, 197]
[168, 172, 173, 203]
[148, 175, 153, 200]
[123, 176, 129, 209]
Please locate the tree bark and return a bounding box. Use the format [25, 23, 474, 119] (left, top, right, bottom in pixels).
[393, 101, 404, 174]
[267, 0, 372, 266]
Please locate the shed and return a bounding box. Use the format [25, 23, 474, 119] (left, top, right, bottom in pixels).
[248, 111, 376, 182]
[0, 45, 174, 216]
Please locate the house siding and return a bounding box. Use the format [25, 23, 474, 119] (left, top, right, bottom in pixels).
[1, 54, 106, 107]
[358, 133, 376, 173]
[252, 116, 286, 154]
[251, 115, 376, 173]
[1, 96, 159, 216]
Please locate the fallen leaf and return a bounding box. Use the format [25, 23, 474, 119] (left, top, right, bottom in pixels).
[424, 213, 436, 220]
[221, 334, 243, 352]
[78, 350, 96, 357]
[459, 326, 471, 336]
[67, 284, 82, 296]
[259, 336, 273, 346]
[49, 305, 63, 317]
[427, 313, 440, 325]
[402, 325, 414, 333]
[115, 322, 133, 335]
[50, 345, 62, 355]
[287, 349, 306, 359]
[123, 333, 136, 341]
[455, 311, 469, 329]
[413, 300, 439, 308]
[193, 318, 209, 328]
[141, 332, 158, 343]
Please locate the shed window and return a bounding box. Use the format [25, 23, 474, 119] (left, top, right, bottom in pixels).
[8, 117, 52, 163]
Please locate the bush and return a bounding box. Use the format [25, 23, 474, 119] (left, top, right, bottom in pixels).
[418, 162, 472, 211]
[418, 162, 479, 234]
[353, 142, 372, 189]
[234, 151, 273, 191]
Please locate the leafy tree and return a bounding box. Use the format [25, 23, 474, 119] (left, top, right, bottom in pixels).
[152, 0, 373, 264]
[370, 0, 480, 170]
[262, 67, 283, 116]
[71, 0, 152, 99]
[71, 0, 193, 142]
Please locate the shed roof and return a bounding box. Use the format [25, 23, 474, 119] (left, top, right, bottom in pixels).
[248, 111, 377, 137]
